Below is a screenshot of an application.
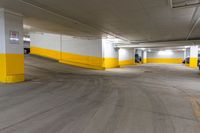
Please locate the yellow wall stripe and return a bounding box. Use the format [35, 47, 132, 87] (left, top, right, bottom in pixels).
[0, 54, 24, 83]
[30, 46, 119, 69]
[119, 60, 134, 66]
[31, 46, 61, 60]
[147, 58, 183, 64]
[60, 52, 105, 70]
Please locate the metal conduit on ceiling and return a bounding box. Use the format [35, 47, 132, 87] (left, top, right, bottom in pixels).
[170, 0, 200, 8]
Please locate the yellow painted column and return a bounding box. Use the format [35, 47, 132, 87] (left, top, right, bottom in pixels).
[189, 46, 198, 68]
[0, 9, 24, 83]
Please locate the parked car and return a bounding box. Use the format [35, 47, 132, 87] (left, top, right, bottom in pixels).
[24, 41, 30, 54]
[198, 54, 200, 70]
[182, 57, 190, 64]
[135, 54, 142, 63]
[199, 62, 200, 70]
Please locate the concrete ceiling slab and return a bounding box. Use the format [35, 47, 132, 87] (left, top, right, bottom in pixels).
[0, 0, 200, 44]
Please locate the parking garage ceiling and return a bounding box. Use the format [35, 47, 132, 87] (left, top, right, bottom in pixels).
[1, 0, 200, 44]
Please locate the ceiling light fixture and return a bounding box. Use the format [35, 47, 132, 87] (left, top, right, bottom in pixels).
[158, 50, 173, 55]
[148, 49, 151, 52]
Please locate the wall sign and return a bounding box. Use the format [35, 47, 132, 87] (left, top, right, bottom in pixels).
[10, 31, 20, 44]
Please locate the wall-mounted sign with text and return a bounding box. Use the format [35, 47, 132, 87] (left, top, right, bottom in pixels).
[9, 31, 20, 44]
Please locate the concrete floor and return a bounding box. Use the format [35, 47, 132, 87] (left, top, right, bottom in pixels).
[0, 55, 200, 133]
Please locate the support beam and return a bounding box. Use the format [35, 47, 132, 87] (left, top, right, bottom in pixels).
[0, 9, 24, 83]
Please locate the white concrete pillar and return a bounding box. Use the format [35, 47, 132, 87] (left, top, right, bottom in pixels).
[143, 50, 147, 63]
[0, 9, 24, 83]
[102, 39, 119, 68]
[189, 45, 198, 68]
[119, 48, 134, 66]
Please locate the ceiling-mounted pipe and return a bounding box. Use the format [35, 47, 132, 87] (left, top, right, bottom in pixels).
[186, 6, 200, 40]
[169, 0, 200, 9]
[169, 0, 200, 40]
[169, 0, 173, 8]
[186, 14, 200, 40]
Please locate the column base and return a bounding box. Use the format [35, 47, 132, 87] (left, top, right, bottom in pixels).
[119, 60, 134, 66]
[143, 58, 147, 64]
[103, 58, 119, 68]
[189, 58, 198, 68]
[0, 75, 24, 83]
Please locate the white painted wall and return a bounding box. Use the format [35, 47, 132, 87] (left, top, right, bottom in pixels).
[30, 33, 103, 57]
[61, 35, 102, 57]
[119, 48, 133, 61]
[102, 39, 118, 59]
[30, 33, 131, 61]
[30, 33, 61, 51]
[147, 51, 184, 58]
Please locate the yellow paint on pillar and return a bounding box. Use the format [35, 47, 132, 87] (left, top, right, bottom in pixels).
[0, 54, 24, 83]
[119, 59, 134, 66]
[103, 58, 119, 68]
[143, 58, 147, 64]
[189, 58, 198, 68]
